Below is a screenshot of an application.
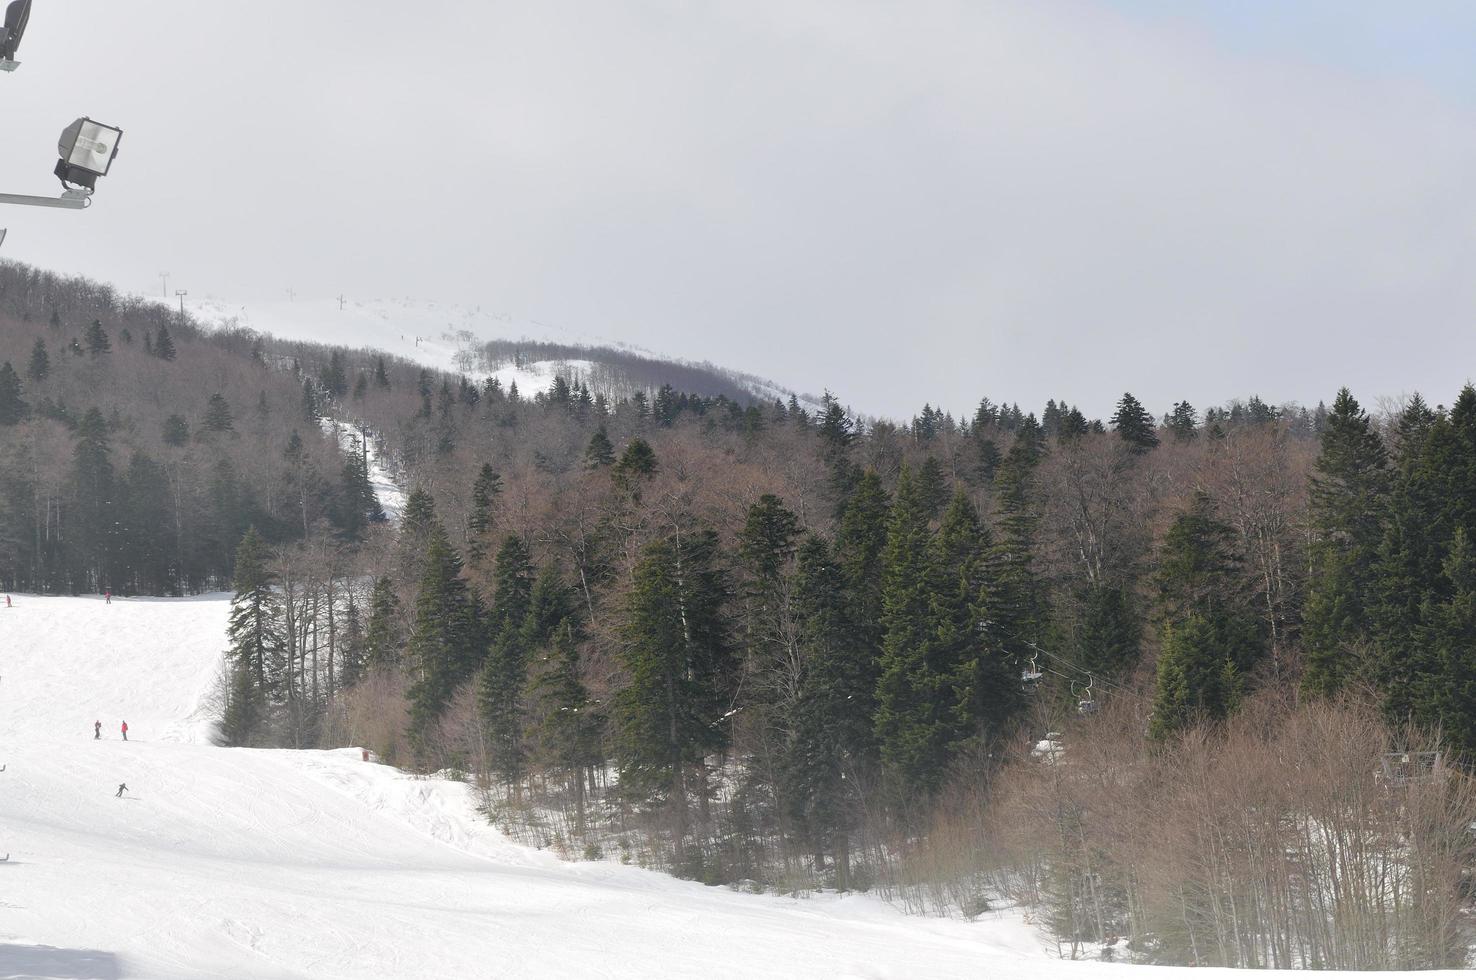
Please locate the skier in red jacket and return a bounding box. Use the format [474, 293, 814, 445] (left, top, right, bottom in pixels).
[120, 720, 128, 741]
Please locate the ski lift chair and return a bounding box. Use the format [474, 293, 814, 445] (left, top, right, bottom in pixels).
[1074, 676, 1099, 716]
[0, 0, 31, 71]
[1378, 750, 1442, 789]
[1021, 652, 1043, 686]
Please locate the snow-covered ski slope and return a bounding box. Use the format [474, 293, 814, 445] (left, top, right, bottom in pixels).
[0, 596, 1462, 979]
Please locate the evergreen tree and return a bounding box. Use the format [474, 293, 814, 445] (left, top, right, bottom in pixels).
[1110, 392, 1158, 453]
[916, 456, 949, 520]
[1149, 493, 1262, 738]
[1074, 585, 1141, 682]
[833, 470, 889, 726]
[782, 536, 869, 887]
[85, 320, 111, 356]
[0, 362, 27, 425]
[1149, 614, 1244, 739]
[363, 576, 401, 670]
[153, 323, 177, 361]
[1303, 388, 1389, 695]
[1421, 528, 1476, 751]
[585, 427, 615, 468]
[466, 465, 502, 564]
[938, 492, 1019, 747]
[1167, 401, 1197, 441]
[27, 339, 50, 382]
[220, 527, 285, 745]
[978, 429, 1047, 682]
[479, 537, 536, 784]
[301, 380, 321, 422]
[406, 522, 482, 756]
[874, 465, 954, 794]
[614, 530, 733, 854]
[203, 393, 234, 432]
[614, 438, 658, 481]
[528, 617, 602, 829]
[373, 355, 390, 389]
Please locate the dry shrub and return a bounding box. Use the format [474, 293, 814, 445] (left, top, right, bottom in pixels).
[326, 667, 412, 765]
[919, 692, 1475, 968]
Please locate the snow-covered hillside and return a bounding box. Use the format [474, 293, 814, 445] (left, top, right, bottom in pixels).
[178, 295, 819, 409]
[187, 295, 608, 399]
[0, 595, 1461, 978]
[0, 594, 1050, 978]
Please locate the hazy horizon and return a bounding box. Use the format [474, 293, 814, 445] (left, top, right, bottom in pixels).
[2, 1, 1474, 421]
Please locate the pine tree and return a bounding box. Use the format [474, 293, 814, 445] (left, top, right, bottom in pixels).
[0, 362, 27, 426]
[528, 617, 602, 830]
[27, 339, 49, 382]
[153, 323, 177, 361]
[585, 427, 615, 468]
[1303, 388, 1390, 695]
[1110, 392, 1158, 453]
[478, 537, 535, 784]
[782, 535, 869, 887]
[363, 576, 401, 670]
[1149, 614, 1243, 739]
[466, 465, 502, 564]
[1422, 528, 1476, 751]
[614, 530, 733, 857]
[406, 522, 482, 757]
[1149, 493, 1262, 738]
[874, 465, 953, 794]
[916, 456, 949, 520]
[221, 527, 286, 745]
[1167, 401, 1197, 441]
[85, 320, 111, 356]
[203, 393, 234, 432]
[833, 470, 889, 725]
[373, 355, 390, 389]
[614, 438, 658, 481]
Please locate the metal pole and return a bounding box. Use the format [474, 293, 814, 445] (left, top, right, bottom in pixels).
[175, 289, 187, 316]
[0, 190, 89, 210]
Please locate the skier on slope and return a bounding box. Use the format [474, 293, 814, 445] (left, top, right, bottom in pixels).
[120, 720, 128, 741]
[115, 783, 127, 798]
[94, 720, 101, 740]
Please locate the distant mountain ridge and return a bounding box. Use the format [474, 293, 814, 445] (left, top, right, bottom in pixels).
[183, 295, 827, 410]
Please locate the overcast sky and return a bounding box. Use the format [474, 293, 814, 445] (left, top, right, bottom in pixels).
[3, 1, 1476, 420]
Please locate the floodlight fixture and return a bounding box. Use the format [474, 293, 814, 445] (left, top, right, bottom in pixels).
[56, 117, 123, 190]
[0, 0, 31, 72]
[0, 115, 123, 211]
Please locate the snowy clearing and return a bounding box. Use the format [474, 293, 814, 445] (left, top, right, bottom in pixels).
[0, 595, 1461, 978]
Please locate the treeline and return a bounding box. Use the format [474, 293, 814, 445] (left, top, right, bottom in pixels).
[216, 344, 1475, 968]
[0, 262, 415, 593]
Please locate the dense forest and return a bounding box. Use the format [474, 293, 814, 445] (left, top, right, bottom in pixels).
[2, 257, 1474, 968]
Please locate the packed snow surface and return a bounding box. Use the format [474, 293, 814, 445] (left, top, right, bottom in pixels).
[0, 596, 1460, 978]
